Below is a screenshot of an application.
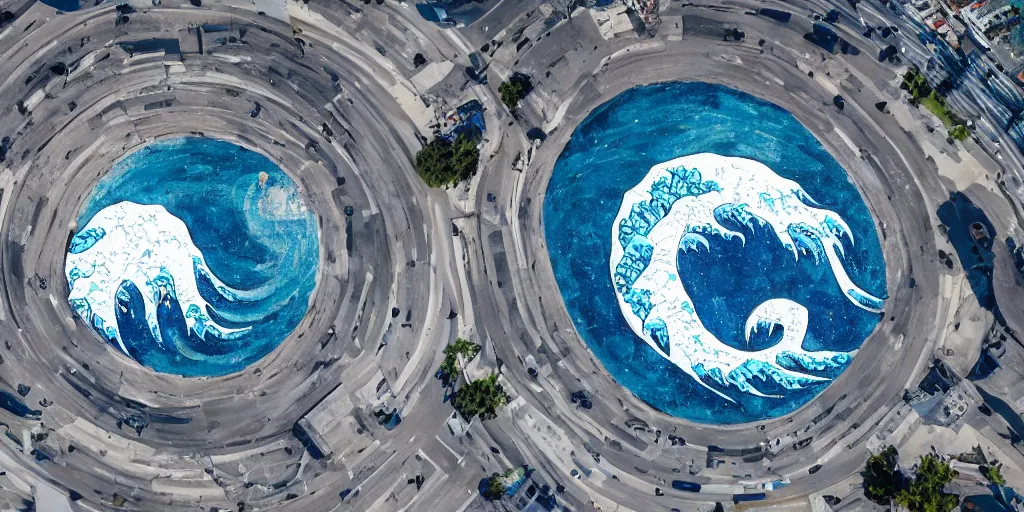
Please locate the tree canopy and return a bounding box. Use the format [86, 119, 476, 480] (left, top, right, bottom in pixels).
[438, 338, 481, 387]
[950, 124, 970, 142]
[902, 68, 933, 101]
[453, 374, 509, 421]
[499, 73, 533, 110]
[903, 67, 969, 135]
[982, 464, 1006, 486]
[864, 445, 902, 506]
[414, 134, 479, 188]
[864, 448, 960, 511]
[481, 467, 520, 500]
[481, 472, 507, 500]
[895, 454, 959, 512]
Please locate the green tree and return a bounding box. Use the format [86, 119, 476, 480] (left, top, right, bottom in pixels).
[453, 374, 509, 421]
[864, 445, 902, 506]
[982, 464, 1006, 486]
[414, 134, 479, 188]
[950, 124, 970, 141]
[498, 73, 532, 110]
[481, 468, 517, 500]
[902, 68, 933, 101]
[438, 338, 481, 386]
[895, 454, 959, 512]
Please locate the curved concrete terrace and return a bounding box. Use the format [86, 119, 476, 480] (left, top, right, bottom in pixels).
[0, 0, 1020, 510]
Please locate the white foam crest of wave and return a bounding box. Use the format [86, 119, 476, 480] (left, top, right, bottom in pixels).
[610, 153, 883, 401]
[65, 201, 250, 355]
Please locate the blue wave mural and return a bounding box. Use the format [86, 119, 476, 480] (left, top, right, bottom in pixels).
[544, 82, 887, 423]
[66, 137, 319, 377]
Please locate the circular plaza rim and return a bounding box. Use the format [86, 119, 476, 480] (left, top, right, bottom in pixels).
[541, 80, 888, 424]
[64, 135, 323, 378]
[520, 59, 933, 437]
[0, 3, 420, 452]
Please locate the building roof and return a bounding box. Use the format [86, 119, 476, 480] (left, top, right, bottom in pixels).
[974, 0, 1013, 22]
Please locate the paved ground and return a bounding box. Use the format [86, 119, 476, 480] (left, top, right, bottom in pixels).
[0, 0, 1020, 510]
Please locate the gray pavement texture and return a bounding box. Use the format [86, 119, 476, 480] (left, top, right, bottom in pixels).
[0, 0, 1020, 511]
